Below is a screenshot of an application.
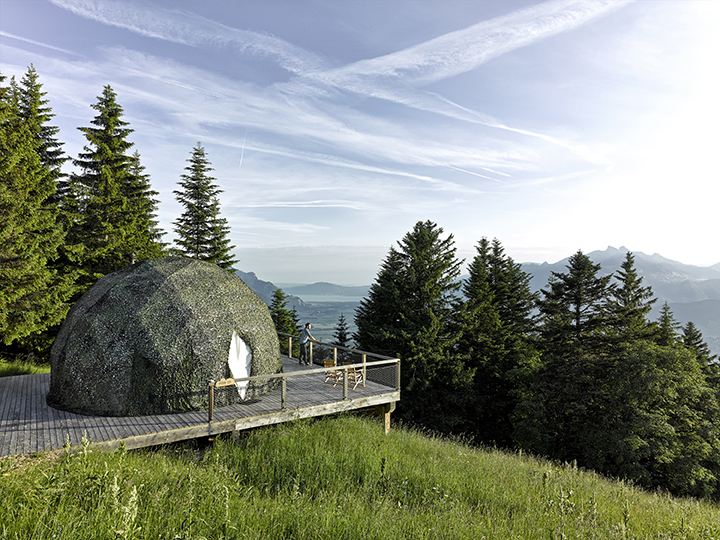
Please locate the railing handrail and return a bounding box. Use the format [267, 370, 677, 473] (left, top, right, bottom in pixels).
[276, 331, 398, 361]
[208, 357, 400, 386]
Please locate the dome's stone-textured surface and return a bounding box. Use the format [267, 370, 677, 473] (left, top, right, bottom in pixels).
[47, 257, 282, 416]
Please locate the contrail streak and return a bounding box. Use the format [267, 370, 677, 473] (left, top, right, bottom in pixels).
[239, 127, 248, 169]
[0, 31, 81, 56]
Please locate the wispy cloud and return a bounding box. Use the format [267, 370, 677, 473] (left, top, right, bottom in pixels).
[47, 0, 327, 75]
[85, 47, 533, 186]
[313, 0, 634, 87]
[48, 0, 631, 170]
[288, 0, 633, 163]
[0, 30, 81, 57]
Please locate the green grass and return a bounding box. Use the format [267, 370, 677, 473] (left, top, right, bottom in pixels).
[0, 359, 51, 377]
[1, 415, 718, 539]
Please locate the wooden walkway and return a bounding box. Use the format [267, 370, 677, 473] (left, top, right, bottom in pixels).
[0, 356, 399, 457]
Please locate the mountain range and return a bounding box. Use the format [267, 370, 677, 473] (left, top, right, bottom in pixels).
[237, 246, 720, 355]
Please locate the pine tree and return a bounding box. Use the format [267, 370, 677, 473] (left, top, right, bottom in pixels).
[125, 151, 166, 258]
[290, 306, 301, 336]
[354, 221, 463, 358]
[456, 237, 538, 445]
[12, 66, 77, 328]
[517, 250, 613, 455]
[270, 288, 300, 336]
[68, 85, 164, 291]
[353, 247, 407, 358]
[14, 65, 67, 194]
[173, 143, 237, 270]
[656, 302, 681, 347]
[485, 238, 537, 337]
[608, 251, 656, 344]
[354, 220, 471, 431]
[0, 73, 71, 350]
[70, 85, 134, 280]
[515, 253, 720, 500]
[332, 313, 351, 348]
[537, 250, 613, 355]
[269, 288, 300, 357]
[682, 321, 718, 375]
[332, 313, 352, 362]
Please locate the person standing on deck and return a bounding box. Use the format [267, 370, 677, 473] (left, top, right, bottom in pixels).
[299, 323, 318, 365]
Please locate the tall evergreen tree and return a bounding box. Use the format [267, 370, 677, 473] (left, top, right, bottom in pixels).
[353, 247, 407, 358]
[355, 220, 471, 431]
[537, 250, 613, 355]
[125, 150, 166, 258]
[332, 313, 352, 363]
[173, 143, 237, 270]
[682, 321, 719, 385]
[607, 251, 656, 344]
[683, 322, 713, 364]
[332, 313, 351, 348]
[12, 66, 77, 332]
[70, 85, 134, 280]
[68, 85, 164, 292]
[656, 302, 681, 347]
[269, 288, 300, 336]
[456, 237, 538, 445]
[485, 238, 537, 337]
[269, 288, 300, 357]
[516, 250, 614, 468]
[0, 73, 72, 350]
[14, 65, 67, 193]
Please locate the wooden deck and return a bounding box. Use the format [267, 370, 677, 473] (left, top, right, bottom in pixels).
[0, 356, 399, 457]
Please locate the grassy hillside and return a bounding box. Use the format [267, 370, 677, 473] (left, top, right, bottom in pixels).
[1, 415, 718, 539]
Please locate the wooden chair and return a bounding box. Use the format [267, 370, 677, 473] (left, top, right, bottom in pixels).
[342, 362, 365, 390]
[324, 359, 341, 386]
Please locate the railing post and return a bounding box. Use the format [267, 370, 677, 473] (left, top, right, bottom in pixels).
[309, 341, 313, 365]
[333, 347, 337, 365]
[343, 367, 349, 400]
[288, 336, 293, 358]
[281, 377, 287, 410]
[208, 380, 215, 422]
[396, 360, 401, 390]
[362, 353, 367, 382]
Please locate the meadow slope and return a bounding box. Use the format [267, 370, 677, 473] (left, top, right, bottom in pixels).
[1, 415, 719, 539]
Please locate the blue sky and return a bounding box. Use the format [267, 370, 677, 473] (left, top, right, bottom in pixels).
[2, 0, 718, 285]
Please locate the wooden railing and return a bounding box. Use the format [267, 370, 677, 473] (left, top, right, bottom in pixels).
[277, 331, 391, 370]
[207, 333, 400, 422]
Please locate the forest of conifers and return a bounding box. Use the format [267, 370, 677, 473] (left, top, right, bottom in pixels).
[1, 65, 235, 357]
[3, 66, 720, 501]
[353, 220, 720, 500]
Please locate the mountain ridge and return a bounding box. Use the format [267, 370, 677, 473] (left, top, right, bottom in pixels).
[237, 247, 720, 354]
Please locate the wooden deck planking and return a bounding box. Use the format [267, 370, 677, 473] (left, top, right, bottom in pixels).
[0, 375, 12, 441]
[26, 376, 38, 454]
[12, 376, 27, 455]
[1, 356, 399, 457]
[1, 377, 16, 455]
[35, 375, 50, 455]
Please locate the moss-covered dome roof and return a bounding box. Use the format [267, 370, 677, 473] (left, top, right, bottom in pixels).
[48, 257, 282, 416]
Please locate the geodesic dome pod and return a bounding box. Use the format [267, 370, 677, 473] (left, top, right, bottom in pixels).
[47, 257, 282, 416]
